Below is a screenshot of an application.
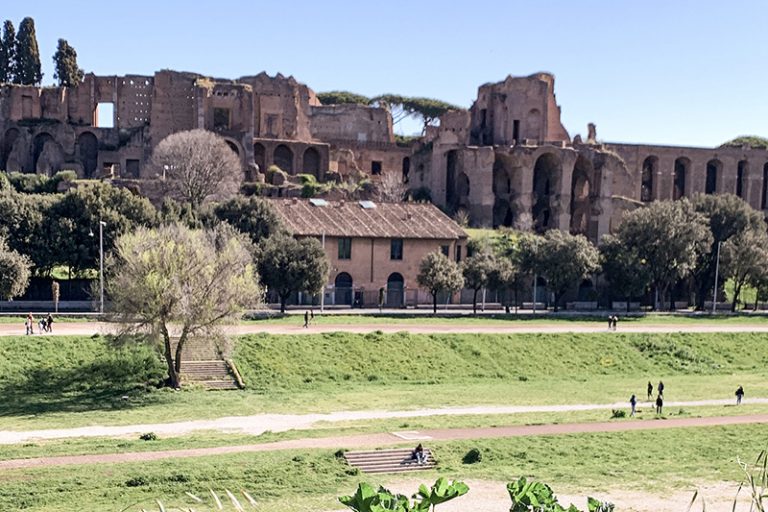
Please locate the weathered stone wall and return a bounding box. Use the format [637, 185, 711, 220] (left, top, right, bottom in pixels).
[310, 104, 393, 144]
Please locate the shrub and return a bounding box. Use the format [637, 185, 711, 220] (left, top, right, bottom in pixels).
[139, 432, 158, 441]
[462, 448, 483, 464]
[610, 409, 626, 419]
[125, 476, 148, 487]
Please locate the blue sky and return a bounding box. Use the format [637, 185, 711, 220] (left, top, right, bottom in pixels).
[5, 0, 767, 146]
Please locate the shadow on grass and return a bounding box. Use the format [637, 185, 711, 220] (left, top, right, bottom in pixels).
[0, 354, 166, 417]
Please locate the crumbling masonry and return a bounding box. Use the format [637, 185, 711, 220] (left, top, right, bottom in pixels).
[2, 70, 767, 242]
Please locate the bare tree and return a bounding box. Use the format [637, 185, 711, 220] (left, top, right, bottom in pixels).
[377, 171, 408, 202]
[107, 223, 260, 388]
[151, 129, 242, 210]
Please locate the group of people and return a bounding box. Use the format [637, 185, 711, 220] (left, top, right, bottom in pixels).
[24, 313, 54, 335]
[629, 380, 745, 416]
[607, 315, 619, 330]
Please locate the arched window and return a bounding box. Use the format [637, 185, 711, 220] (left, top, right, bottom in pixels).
[673, 158, 689, 200]
[640, 156, 657, 202]
[737, 160, 748, 198]
[274, 144, 294, 173]
[302, 147, 321, 177]
[78, 132, 98, 178]
[706, 159, 721, 194]
[334, 272, 353, 306]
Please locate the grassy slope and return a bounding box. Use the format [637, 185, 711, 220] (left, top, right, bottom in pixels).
[0, 424, 765, 511]
[0, 332, 767, 431]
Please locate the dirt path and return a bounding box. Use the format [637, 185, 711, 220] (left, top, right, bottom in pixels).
[1, 398, 765, 444]
[2, 413, 767, 470]
[4, 321, 768, 337]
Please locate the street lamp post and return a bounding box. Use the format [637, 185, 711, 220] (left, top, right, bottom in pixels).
[99, 221, 106, 314]
[712, 241, 722, 315]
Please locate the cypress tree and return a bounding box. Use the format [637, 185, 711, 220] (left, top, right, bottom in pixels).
[15, 17, 42, 85]
[52, 38, 83, 87]
[0, 20, 15, 83]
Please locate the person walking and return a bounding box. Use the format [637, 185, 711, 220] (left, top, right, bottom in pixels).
[612, 315, 619, 331]
[26, 313, 34, 335]
[303, 310, 309, 328]
[309, 308, 314, 325]
[655, 394, 663, 414]
[607, 316, 613, 330]
[647, 381, 653, 400]
[657, 380, 664, 397]
[629, 394, 637, 417]
[736, 385, 744, 405]
[46, 313, 53, 333]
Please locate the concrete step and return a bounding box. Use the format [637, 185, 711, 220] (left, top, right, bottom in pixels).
[344, 449, 436, 474]
[180, 360, 241, 390]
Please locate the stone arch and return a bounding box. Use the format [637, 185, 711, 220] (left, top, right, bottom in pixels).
[493, 160, 512, 196]
[737, 160, 748, 198]
[457, 172, 470, 207]
[640, 156, 657, 202]
[706, 159, 721, 194]
[253, 143, 266, 172]
[673, 157, 690, 200]
[762, 162, 768, 209]
[302, 147, 321, 177]
[225, 140, 241, 159]
[1, 128, 19, 170]
[274, 144, 294, 173]
[334, 272, 353, 306]
[532, 152, 561, 232]
[569, 155, 593, 236]
[526, 108, 541, 141]
[493, 198, 515, 228]
[32, 133, 62, 175]
[402, 157, 410, 184]
[78, 132, 98, 178]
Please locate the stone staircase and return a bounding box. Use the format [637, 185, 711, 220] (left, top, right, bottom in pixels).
[344, 448, 436, 474]
[179, 360, 242, 390]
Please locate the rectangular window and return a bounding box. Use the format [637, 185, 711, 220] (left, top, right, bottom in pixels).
[125, 159, 140, 178]
[213, 107, 231, 130]
[441, 245, 449, 257]
[390, 238, 403, 260]
[338, 237, 352, 260]
[455, 245, 462, 263]
[371, 161, 382, 175]
[22, 95, 33, 118]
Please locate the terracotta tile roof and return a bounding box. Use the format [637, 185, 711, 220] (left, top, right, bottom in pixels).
[269, 199, 467, 240]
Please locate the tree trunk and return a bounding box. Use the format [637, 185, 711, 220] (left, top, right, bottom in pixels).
[553, 291, 560, 312]
[432, 291, 437, 314]
[472, 288, 479, 315]
[161, 323, 180, 389]
[731, 282, 742, 312]
[174, 325, 189, 375]
[280, 294, 287, 314]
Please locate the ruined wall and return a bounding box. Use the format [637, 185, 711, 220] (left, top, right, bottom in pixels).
[309, 104, 393, 144]
[238, 73, 314, 141]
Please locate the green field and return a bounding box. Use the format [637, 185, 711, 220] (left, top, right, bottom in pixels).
[0, 331, 766, 431]
[0, 424, 764, 511]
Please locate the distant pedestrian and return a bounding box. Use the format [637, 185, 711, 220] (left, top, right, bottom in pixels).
[303, 310, 309, 328]
[26, 313, 34, 335]
[630, 394, 637, 417]
[310, 309, 314, 325]
[736, 385, 744, 405]
[658, 381, 664, 397]
[607, 316, 613, 330]
[38, 318, 46, 333]
[655, 394, 663, 414]
[612, 315, 619, 330]
[46, 313, 53, 333]
[647, 381, 653, 400]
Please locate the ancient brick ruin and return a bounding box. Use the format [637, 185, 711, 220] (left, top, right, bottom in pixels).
[2, 70, 766, 241]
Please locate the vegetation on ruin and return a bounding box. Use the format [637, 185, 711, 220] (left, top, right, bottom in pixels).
[720, 135, 768, 148]
[14, 17, 43, 85]
[1, 425, 767, 511]
[52, 38, 83, 87]
[0, 20, 16, 83]
[317, 90, 372, 106]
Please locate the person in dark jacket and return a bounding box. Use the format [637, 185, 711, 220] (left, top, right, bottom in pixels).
[736, 386, 744, 405]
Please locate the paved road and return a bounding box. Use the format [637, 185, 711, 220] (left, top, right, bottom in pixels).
[1, 398, 764, 444]
[2, 413, 766, 470]
[5, 321, 768, 337]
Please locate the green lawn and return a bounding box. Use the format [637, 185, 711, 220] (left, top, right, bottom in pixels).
[0, 423, 764, 511]
[0, 331, 766, 431]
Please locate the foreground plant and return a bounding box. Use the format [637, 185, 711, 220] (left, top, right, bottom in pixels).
[339, 477, 469, 512]
[507, 477, 613, 512]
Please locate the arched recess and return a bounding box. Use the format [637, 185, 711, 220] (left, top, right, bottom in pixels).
[569, 155, 593, 236]
[78, 132, 98, 178]
[274, 144, 293, 173]
[457, 172, 470, 208]
[253, 143, 266, 171]
[705, 159, 721, 194]
[402, 157, 410, 184]
[32, 133, 55, 173]
[334, 272, 353, 306]
[387, 272, 404, 308]
[493, 198, 515, 228]
[225, 140, 240, 157]
[532, 152, 561, 232]
[673, 157, 689, 200]
[737, 160, 748, 198]
[1, 128, 19, 170]
[302, 147, 321, 177]
[640, 156, 657, 202]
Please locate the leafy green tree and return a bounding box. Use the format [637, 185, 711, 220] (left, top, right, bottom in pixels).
[257, 234, 329, 313]
[373, 94, 462, 133]
[212, 196, 283, 244]
[517, 230, 600, 312]
[14, 17, 42, 85]
[0, 238, 31, 300]
[108, 223, 260, 389]
[691, 193, 764, 309]
[0, 20, 16, 83]
[52, 38, 83, 87]
[417, 251, 464, 314]
[614, 199, 711, 310]
[461, 248, 497, 314]
[599, 234, 652, 311]
[721, 227, 768, 311]
[151, 129, 242, 211]
[317, 90, 371, 106]
[45, 183, 158, 275]
[0, 189, 55, 274]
